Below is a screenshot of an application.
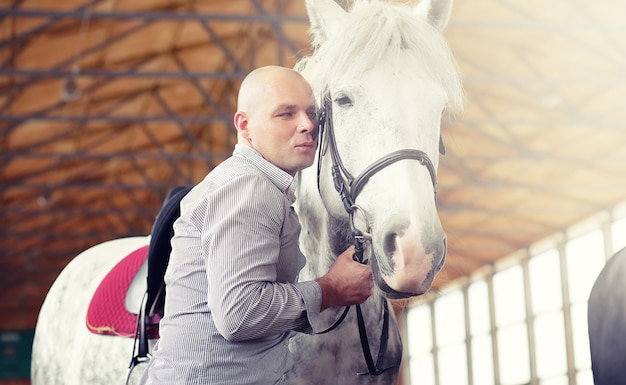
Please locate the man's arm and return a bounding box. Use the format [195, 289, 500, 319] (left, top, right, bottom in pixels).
[204, 173, 311, 342]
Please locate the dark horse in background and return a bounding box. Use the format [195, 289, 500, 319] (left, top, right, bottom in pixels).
[588, 246, 626, 385]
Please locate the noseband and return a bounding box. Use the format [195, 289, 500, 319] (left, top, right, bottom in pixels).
[315, 90, 439, 376]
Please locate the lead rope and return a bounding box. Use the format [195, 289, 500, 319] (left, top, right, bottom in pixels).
[353, 226, 394, 376]
[356, 301, 392, 376]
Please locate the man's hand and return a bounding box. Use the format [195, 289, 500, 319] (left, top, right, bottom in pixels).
[316, 246, 374, 311]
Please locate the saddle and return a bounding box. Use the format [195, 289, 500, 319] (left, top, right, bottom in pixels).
[84, 184, 192, 364]
[144, 185, 193, 322]
[133, 185, 193, 362]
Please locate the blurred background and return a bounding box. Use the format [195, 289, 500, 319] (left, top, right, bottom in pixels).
[1, 0, 626, 384]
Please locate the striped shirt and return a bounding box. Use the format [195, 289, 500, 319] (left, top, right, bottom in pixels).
[139, 144, 323, 385]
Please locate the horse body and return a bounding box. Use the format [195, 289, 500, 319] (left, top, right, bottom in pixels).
[31, 236, 152, 385]
[588, 246, 626, 385]
[32, 1, 461, 384]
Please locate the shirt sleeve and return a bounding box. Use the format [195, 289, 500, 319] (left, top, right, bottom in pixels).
[201, 173, 321, 341]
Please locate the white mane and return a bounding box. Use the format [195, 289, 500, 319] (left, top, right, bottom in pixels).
[297, 0, 463, 113]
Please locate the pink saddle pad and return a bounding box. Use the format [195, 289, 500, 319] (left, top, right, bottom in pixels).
[86, 245, 159, 338]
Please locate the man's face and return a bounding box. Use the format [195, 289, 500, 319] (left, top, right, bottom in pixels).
[239, 73, 318, 176]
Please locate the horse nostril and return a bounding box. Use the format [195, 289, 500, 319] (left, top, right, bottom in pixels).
[383, 232, 397, 256]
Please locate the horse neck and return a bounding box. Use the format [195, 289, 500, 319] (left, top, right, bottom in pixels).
[294, 168, 352, 280]
[295, 169, 389, 313]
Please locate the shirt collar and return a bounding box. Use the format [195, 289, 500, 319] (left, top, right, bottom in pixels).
[233, 144, 296, 203]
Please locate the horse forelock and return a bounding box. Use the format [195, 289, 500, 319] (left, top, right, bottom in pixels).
[298, 0, 463, 113]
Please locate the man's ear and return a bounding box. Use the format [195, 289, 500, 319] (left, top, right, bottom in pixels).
[234, 111, 250, 140]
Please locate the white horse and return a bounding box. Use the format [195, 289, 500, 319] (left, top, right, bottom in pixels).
[31, 0, 462, 384]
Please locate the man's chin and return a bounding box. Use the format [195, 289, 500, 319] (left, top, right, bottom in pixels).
[288, 158, 315, 175]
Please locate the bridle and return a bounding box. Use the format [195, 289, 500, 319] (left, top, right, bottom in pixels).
[316, 91, 438, 262]
[315, 90, 439, 376]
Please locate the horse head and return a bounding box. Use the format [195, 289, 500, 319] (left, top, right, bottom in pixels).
[296, 0, 463, 299]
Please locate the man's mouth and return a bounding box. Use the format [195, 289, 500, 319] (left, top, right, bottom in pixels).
[296, 142, 315, 149]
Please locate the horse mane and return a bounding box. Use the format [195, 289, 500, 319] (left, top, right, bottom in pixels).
[297, 0, 463, 113]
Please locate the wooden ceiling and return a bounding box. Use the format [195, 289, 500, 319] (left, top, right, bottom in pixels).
[439, 0, 626, 283]
[2, 0, 626, 318]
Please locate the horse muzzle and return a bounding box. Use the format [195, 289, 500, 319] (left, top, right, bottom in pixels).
[371, 225, 447, 299]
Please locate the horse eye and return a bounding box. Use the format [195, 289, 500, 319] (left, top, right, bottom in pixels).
[334, 94, 353, 107]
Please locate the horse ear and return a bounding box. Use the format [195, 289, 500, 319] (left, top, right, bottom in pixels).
[413, 0, 454, 31]
[305, 0, 348, 47]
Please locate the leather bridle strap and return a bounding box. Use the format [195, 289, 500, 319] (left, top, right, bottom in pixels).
[315, 305, 350, 335]
[315, 302, 395, 376]
[319, 91, 438, 217]
[315, 89, 434, 375]
[351, 149, 437, 203]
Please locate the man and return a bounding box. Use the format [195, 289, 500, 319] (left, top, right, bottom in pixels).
[139, 66, 373, 385]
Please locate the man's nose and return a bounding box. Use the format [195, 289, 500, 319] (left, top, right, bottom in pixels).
[299, 112, 315, 131]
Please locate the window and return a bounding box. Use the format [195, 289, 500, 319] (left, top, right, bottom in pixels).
[611, 217, 626, 253]
[468, 280, 490, 335]
[565, 230, 605, 378]
[576, 369, 595, 385]
[407, 304, 432, 356]
[540, 376, 569, 385]
[435, 290, 468, 385]
[529, 249, 562, 314]
[471, 333, 494, 384]
[407, 304, 435, 385]
[570, 302, 591, 372]
[529, 249, 568, 379]
[434, 290, 465, 346]
[566, 230, 605, 303]
[497, 323, 530, 385]
[493, 265, 525, 326]
[468, 280, 494, 385]
[534, 311, 567, 378]
[493, 265, 529, 385]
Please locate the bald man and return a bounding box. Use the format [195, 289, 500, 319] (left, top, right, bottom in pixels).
[139, 66, 373, 385]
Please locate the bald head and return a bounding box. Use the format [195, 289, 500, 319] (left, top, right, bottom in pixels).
[237, 66, 311, 117]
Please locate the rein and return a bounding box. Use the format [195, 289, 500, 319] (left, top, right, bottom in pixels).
[315, 90, 438, 376]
